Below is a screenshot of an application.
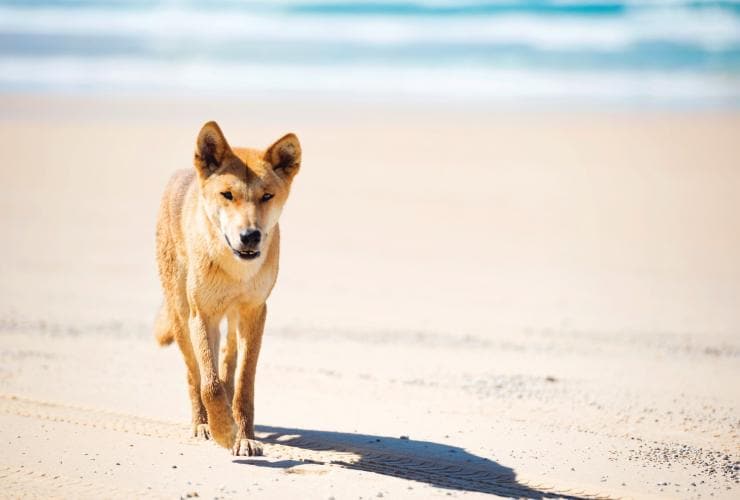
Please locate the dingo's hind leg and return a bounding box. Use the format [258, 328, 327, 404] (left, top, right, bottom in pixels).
[219, 311, 238, 404]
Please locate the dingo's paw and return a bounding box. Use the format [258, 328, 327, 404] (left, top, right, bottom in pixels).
[192, 423, 211, 440]
[208, 418, 236, 449]
[232, 438, 263, 456]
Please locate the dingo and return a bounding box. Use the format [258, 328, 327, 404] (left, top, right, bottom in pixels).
[154, 121, 301, 455]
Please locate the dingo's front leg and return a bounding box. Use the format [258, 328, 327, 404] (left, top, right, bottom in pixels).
[188, 313, 236, 449]
[172, 329, 209, 439]
[232, 304, 266, 456]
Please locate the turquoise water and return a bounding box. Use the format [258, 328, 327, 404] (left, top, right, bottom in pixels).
[1, 1, 739, 105]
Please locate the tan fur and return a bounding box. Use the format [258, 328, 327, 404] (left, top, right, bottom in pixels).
[155, 121, 301, 455]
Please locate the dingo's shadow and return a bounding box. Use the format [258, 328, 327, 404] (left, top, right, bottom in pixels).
[233, 426, 592, 499]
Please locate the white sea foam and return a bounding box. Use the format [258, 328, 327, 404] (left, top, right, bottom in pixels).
[0, 5, 738, 50]
[1, 56, 738, 104]
[1, 1, 738, 104]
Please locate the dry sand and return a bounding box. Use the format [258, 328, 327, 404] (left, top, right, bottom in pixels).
[0, 95, 738, 499]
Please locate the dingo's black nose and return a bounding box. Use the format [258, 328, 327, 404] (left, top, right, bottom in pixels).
[240, 229, 261, 246]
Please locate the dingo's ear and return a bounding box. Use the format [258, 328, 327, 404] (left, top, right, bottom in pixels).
[194, 121, 232, 177]
[265, 133, 301, 179]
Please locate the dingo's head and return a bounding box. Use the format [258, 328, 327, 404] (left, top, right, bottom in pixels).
[193, 121, 301, 261]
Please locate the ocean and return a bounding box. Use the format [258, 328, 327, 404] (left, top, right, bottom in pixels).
[1, 0, 739, 106]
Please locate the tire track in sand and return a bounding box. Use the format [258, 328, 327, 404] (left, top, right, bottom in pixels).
[0, 394, 609, 499]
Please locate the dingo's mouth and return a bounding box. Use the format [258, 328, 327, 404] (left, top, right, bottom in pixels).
[234, 249, 261, 260]
[224, 235, 261, 261]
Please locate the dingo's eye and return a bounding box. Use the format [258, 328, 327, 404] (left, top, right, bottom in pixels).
[221, 191, 233, 201]
[261, 193, 274, 203]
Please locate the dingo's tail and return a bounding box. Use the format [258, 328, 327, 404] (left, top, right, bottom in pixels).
[154, 305, 175, 347]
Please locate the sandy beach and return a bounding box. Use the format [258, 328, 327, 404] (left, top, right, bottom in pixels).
[0, 95, 738, 499]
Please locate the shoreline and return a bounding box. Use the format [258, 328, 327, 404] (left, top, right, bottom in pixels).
[2, 92, 740, 126]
